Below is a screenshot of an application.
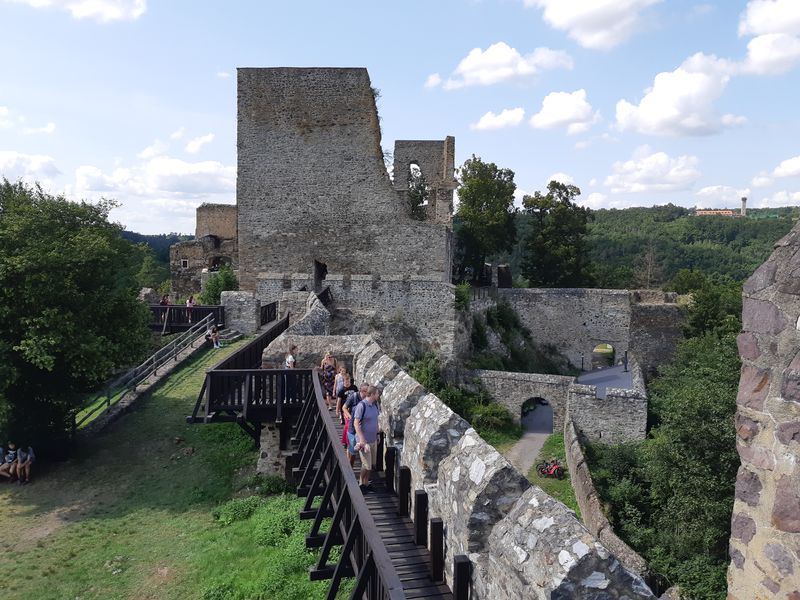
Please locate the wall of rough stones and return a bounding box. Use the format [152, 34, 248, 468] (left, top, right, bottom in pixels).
[564, 419, 651, 578]
[499, 288, 683, 377]
[727, 225, 800, 599]
[195, 203, 237, 239]
[568, 358, 648, 444]
[391, 138, 456, 224]
[350, 341, 656, 598]
[255, 272, 460, 359]
[170, 237, 237, 297]
[471, 369, 574, 428]
[236, 68, 452, 291]
[220, 290, 260, 335]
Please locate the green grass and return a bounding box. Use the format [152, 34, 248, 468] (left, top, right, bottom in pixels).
[527, 433, 581, 518]
[0, 341, 328, 600]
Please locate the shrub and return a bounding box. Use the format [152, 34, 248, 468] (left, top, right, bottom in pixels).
[252, 495, 304, 547]
[213, 495, 264, 526]
[470, 403, 514, 432]
[200, 264, 238, 305]
[455, 282, 471, 311]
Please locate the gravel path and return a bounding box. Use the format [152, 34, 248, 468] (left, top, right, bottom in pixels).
[505, 404, 553, 476]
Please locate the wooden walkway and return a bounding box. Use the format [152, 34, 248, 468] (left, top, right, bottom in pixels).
[331, 410, 452, 599]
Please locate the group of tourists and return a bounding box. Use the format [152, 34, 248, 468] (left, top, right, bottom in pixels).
[0, 442, 35, 485]
[286, 349, 382, 493]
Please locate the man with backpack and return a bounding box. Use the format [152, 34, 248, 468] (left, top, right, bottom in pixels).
[353, 385, 381, 492]
[343, 384, 368, 467]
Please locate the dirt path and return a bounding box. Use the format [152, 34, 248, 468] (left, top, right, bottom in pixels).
[504, 404, 553, 476]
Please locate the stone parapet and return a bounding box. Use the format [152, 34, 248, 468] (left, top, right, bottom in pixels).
[283, 292, 330, 336]
[220, 290, 260, 335]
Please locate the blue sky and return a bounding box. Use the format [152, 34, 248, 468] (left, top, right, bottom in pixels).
[1, 0, 800, 233]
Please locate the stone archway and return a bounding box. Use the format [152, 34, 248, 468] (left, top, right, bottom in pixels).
[591, 343, 615, 369]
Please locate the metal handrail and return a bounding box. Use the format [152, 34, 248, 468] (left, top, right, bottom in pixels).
[75, 313, 214, 429]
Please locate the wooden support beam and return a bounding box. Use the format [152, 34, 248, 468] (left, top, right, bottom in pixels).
[398, 466, 411, 517]
[430, 517, 444, 582]
[385, 446, 396, 494]
[414, 490, 428, 546]
[454, 555, 471, 600]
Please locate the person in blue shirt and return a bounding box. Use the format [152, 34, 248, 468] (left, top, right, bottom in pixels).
[0, 442, 19, 481]
[353, 386, 381, 492]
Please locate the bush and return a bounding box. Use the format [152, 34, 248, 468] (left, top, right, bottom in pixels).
[213, 495, 264, 526]
[252, 495, 304, 547]
[455, 282, 471, 311]
[200, 265, 238, 305]
[470, 403, 514, 431]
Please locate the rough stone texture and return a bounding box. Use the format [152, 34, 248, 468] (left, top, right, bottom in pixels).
[472, 369, 574, 429]
[256, 423, 284, 477]
[353, 340, 384, 385]
[568, 358, 648, 443]
[220, 290, 260, 335]
[138, 287, 160, 303]
[728, 227, 800, 600]
[284, 293, 330, 336]
[486, 486, 655, 600]
[278, 290, 313, 323]
[236, 68, 451, 291]
[364, 353, 401, 391]
[392, 138, 456, 225]
[170, 203, 238, 296]
[497, 288, 682, 377]
[257, 272, 460, 359]
[377, 370, 427, 444]
[564, 419, 650, 578]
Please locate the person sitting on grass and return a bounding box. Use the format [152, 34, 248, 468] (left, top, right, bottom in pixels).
[0, 442, 18, 481]
[16, 445, 34, 485]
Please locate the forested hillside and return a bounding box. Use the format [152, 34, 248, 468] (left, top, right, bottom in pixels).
[504, 205, 797, 289]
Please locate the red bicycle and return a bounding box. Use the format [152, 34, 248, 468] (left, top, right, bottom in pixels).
[536, 459, 565, 480]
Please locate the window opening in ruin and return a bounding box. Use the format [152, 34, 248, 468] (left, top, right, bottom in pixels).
[591, 343, 615, 369]
[180, 259, 189, 269]
[407, 162, 429, 220]
[521, 397, 554, 434]
[313, 260, 328, 291]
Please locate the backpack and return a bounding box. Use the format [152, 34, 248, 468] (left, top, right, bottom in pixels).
[346, 390, 361, 434]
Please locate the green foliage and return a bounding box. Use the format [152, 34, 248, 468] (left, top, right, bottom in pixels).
[528, 433, 580, 516]
[200, 264, 238, 305]
[666, 268, 708, 294]
[520, 181, 594, 287]
[471, 403, 514, 431]
[586, 330, 740, 599]
[213, 496, 265, 526]
[684, 278, 742, 338]
[454, 282, 471, 311]
[0, 180, 151, 451]
[407, 166, 429, 220]
[252, 495, 306, 547]
[134, 245, 171, 290]
[454, 155, 517, 281]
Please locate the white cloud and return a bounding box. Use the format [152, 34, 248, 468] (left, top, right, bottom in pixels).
[581, 192, 608, 209]
[442, 42, 572, 90]
[169, 127, 185, 140]
[604, 146, 701, 193]
[471, 107, 525, 130]
[530, 89, 599, 134]
[216, 71, 231, 79]
[752, 173, 773, 187]
[513, 187, 530, 209]
[184, 133, 214, 154]
[23, 121, 56, 134]
[739, 0, 800, 37]
[773, 154, 800, 177]
[545, 172, 575, 186]
[6, 0, 147, 22]
[756, 190, 800, 207]
[424, 73, 442, 89]
[695, 185, 750, 208]
[615, 53, 743, 136]
[741, 32, 800, 74]
[0, 150, 61, 182]
[0, 106, 11, 128]
[525, 0, 663, 50]
[144, 156, 234, 193]
[137, 139, 167, 160]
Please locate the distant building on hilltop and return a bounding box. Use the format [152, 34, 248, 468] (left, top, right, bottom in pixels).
[694, 196, 747, 217]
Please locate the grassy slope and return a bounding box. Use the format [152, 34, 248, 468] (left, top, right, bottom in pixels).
[0, 342, 323, 600]
[527, 433, 581, 518]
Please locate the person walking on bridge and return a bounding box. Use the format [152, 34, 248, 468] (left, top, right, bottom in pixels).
[353, 385, 381, 492]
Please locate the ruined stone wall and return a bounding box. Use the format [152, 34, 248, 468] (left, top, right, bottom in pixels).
[471, 369, 574, 429]
[348, 340, 656, 599]
[236, 68, 451, 291]
[727, 226, 800, 599]
[629, 300, 684, 380]
[568, 358, 648, 444]
[255, 272, 459, 359]
[195, 203, 237, 239]
[392, 138, 456, 224]
[170, 237, 237, 297]
[564, 419, 651, 578]
[220, 291, 260, 335]
[499, 288, 632, 369]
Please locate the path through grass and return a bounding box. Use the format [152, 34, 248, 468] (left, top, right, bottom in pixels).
[0, 342, 326, 600]
[527, 432, 581, 517]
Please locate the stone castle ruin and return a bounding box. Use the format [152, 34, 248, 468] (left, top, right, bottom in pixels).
[165, 67, 800, 597]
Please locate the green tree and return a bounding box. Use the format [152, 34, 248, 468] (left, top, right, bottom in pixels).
[685, 278, 742, 338]
[406, 165, 429, 220]
[0, 180, 151, 451]
[134, 245, 170, 290]
[200, 264, 238, 305]
[454, 155, 517, 282]
[520, 181, 594, 287]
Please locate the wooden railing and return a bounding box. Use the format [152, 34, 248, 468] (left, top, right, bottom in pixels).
[289, 371, 405, 600]
[149, 304, 225, 332]
[188, 313, 290, 423]
[76, 313, 215, 430]
[260, 301, 277, 326]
